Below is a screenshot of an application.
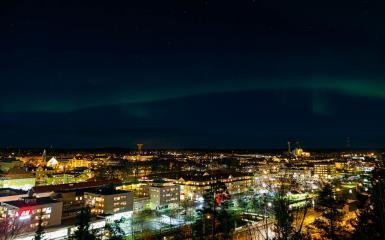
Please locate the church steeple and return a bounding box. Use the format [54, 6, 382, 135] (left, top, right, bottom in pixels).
[42, 149, 47, 166]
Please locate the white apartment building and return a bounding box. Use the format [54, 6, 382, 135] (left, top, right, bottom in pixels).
[84, 188, 133, 216]
[148, 181, 179, 210]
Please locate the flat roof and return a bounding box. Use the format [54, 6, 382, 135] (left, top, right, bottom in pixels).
[85, 188, 130, 195]
[5, 197, 59, 208]
[175, 171, 253, 182]
[0, 188, 27, 197]
[33, 179, 121, 193]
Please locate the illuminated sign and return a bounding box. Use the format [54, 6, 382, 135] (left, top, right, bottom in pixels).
[16, 209, 32, 220]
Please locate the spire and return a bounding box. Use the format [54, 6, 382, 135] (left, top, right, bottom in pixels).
[41, 149, 47, 166]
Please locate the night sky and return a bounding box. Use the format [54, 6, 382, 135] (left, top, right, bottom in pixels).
[1, 0, 385, 149]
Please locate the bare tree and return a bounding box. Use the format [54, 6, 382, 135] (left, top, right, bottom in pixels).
[250, 170, 310, 240]
[0, 217, 27, 240]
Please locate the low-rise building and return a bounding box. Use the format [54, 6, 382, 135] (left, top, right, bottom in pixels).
[169, 171, 254, 201]
[117, 183, 149, 197]
[313, 163, 336, 180]
[0, 195, 63, 230]
[55, 190, 84, 220]
[84, 188, 133, 216]
[31, 179, 123, 220]
[68, 156, 91, 169]
[148, 181, 180, 210]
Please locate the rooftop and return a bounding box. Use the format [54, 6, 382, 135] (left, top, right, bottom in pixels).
[0, 188, 27, 197]
[85, 188, 130, 195]
[32, 179, 121, 193]
[4, 197, 59, 208]
[168, 171, 253, 182]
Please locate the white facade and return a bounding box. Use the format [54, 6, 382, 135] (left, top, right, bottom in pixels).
[84, 189, 133, 215]
[149, 184, 179, 210]
[133, 197, 150, 212]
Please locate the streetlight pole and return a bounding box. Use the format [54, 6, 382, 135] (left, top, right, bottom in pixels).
[212, 190, 216, 240]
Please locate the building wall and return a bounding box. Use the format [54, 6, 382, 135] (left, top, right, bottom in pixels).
[84, 191, 133, 215]
[225, 179, 253, 194]
[133, 197, 150, 212]
[179, 185, 209, 201]
[314, 164, 336, 179]
[57, 192, 83, 220]
[48, 201, 63, 226]
[1, 201, 62, 231]
[149, 185, 179, 210]
[177, 177, 254, 201]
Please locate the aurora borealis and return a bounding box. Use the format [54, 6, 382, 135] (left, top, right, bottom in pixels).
[1, 0, 385, 148]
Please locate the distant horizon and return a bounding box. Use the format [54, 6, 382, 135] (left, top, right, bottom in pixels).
[1, 146, 383, 152]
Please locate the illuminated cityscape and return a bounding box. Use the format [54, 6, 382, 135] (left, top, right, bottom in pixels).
[0, 147, 383, 239]
[1, 1, 385, 240]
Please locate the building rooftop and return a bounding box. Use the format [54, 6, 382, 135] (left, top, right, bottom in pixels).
[4, 197, 59, 208]
[32, 179, 121, 194]
[169, 171, 253, 182]
[85, 188, 130, 195]
[154, 170, 252, 181]
[0, 188, 27, 197]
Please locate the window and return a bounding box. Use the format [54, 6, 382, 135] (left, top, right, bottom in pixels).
[43, 207, 51, 214]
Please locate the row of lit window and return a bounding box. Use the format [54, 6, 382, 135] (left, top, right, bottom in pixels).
[91, 209, 103, 213]
[113, 201, 127, 206]
[35, 214, 50, 220]
[164, 198, 178, 202]
[85, 196, 104, 202]
[113, 196, 127, 201]
[30, 221, 48, 228]
[161, 188, 177, 192]
[32, 207, 52, 214]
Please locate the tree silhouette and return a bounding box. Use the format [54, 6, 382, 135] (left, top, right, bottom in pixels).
[104, 218, 125, 240]
[314, 184, 345, 240]
[273, 188, 294, 240]
[0, 217, 26, 240]
[352, 167, 385, 240]
[70, 206, 97, 240]
[34, 212, 45, 240]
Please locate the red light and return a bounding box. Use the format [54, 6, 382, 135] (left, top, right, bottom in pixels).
[17, 208, 32, 220]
